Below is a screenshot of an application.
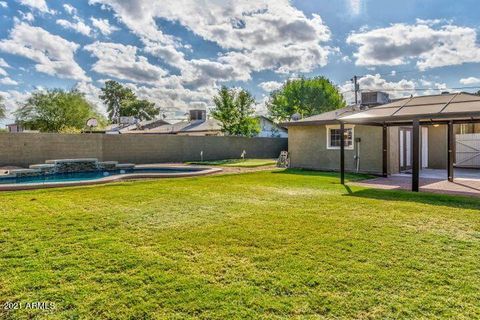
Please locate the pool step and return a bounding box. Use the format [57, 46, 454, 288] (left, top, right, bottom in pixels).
[29, 164, 56, 174]
[115, 163, 135, 170]
[98, 161, 118, 171]
[9, 168, 43, 178]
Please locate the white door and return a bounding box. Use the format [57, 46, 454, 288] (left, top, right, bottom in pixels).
[399, 127, 413, 171]
[422, 127, 429, 168]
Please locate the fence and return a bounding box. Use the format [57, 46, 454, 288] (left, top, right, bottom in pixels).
[456, 133, 480, 168]
[0, 133, 288, 167]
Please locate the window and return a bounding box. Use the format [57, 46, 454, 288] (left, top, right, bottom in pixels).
[326, 125, 354, 150]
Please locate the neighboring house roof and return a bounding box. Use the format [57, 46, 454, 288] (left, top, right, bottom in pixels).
[136, 118, 170, 130]
[281, 106, 362, 126]
[283, 93, 480, 126]
[127, 119, 222, 134]
[180, 119, 222, 133]
[106, 118, 171, 133]
[258, 116, 288, 131]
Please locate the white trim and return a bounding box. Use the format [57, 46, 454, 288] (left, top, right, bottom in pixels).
[326, 125, 355, 150]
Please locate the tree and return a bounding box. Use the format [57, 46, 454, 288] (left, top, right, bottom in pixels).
[267, 77, 346, 121]
[120, 99, 159, 121]
[212, 86, 260, 137]
[15, 89, 104, 133]
[0, 95, 5, 120]
[99, 80, 135, 123]
[476, 90, 480, 96]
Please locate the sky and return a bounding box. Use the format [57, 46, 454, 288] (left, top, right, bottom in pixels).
[0, 0, 480, 125]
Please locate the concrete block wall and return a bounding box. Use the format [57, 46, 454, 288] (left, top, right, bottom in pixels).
[0, 133, 287, 167]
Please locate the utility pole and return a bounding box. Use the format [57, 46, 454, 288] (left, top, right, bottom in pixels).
[351, 75, 359, 105]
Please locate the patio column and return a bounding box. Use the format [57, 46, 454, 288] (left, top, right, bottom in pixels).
[447, 120, 454, 182]
[412, 119, 420, 192]
[340, 122, 345, 185]
[382, 124, 388, 177]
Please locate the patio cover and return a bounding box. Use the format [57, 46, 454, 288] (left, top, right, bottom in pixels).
[339, 92, 480, 125]
[284, 92, 480, 192]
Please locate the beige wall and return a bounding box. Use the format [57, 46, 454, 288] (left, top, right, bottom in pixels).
[0, 133, 103, 167]
[288, 123, 451, 175]
[288, 124, 384, 175]
[0, 133, 287, 167]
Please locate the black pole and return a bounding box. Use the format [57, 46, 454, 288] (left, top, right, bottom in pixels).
[340, 122, 345, 185]
[412, 119, 420, 192]
[382, 124, 388, 177]
[448, 121, 454, 182]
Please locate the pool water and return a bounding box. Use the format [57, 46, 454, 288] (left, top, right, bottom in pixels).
[0, 167, 203, 185]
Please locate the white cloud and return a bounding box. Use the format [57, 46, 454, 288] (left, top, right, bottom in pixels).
[88, 0, 333, 79]
[0, 68, 7, 77]
[16, 0, 52, 13]
[127, 82, 217, 115]
[56, 18, 92, 36]
[460, 77, 480, 85]
[19, 11, 35, 22]
[63, 4, 77, 15]
[0, 77, 19, 85]
[0, 90, 30, 119]
[73, 81, 105, 113]
[422, 82, 448, 96]
[348, 0, 362, 16]
[90, 17, 119, 36]
[340, 74, 416, 103]
[84, 42, 168, 84]
[347, 22, 480, 70]
[0, 2, 7, 8]
[259, 81, 283, 92]
[0, 23, 89, 81]
[0, 58, 10, 68]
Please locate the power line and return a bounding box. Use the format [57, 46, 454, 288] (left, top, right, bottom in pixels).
[360, 86, 480, 92]
[356, 69, 421, 78]
[341, 86, 480, 94]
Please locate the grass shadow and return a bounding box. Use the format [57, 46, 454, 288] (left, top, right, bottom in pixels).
[346, 187, 480, 211]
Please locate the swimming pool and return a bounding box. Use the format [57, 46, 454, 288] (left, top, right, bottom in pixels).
[0, 166, 222, 190]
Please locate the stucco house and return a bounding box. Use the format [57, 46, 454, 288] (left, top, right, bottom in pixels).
[283, 92, 480, 186]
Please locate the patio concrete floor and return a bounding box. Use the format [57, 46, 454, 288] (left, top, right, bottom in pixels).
[354, 168, 480, 197]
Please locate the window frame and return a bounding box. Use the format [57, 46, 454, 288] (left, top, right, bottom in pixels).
[326, 125, 355, 150]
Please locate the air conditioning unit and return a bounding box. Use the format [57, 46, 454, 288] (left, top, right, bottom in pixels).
[361, 91, 390, 107]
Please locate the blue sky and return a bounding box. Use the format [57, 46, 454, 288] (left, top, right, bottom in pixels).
[0, 0, 480, 125]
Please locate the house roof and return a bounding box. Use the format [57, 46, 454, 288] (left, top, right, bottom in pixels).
[284, 93, 480, 126]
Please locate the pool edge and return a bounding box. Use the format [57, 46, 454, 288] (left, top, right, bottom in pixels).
[0, 166, 223, 191]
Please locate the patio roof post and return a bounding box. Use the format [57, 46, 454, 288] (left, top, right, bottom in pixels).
[382, 123, 388, 177]
[447, 120, 454, 182]
[340, 121, 345, 185]
[412, 119, 420, 192]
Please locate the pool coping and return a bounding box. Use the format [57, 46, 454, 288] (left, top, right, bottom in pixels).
[0, 165, 223, 191]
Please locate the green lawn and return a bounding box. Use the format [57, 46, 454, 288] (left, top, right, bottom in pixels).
[1, 170, 479, 319]
[187, 158, 276, 167]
